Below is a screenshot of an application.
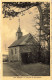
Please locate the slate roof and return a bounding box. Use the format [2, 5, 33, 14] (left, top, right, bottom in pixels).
[8, 33, 37, 48]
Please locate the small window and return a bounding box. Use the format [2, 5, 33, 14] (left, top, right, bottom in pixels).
[11, 49, 13, 55]
[15, 48, 16, 54]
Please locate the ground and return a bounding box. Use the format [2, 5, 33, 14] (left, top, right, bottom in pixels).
[3, 63, 17, 76]
[3, 62, 50, 76]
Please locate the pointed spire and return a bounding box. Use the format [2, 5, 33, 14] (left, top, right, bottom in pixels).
[17, 18, 21, 32]
[16, 18, 23, 40]
[18, 18, 20, 27]
[18, 18, 20, 28]
[17, 27, 21, 32]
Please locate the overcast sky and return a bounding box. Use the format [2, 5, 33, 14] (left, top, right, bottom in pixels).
[2, 6, 40, 55]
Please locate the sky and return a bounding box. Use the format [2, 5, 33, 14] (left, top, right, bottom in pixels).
[2, 6, 40, 55]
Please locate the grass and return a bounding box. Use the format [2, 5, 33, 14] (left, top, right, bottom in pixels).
[8, 62, 50, 76]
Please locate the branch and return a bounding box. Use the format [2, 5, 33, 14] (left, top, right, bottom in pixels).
[2, 2, 40, 18]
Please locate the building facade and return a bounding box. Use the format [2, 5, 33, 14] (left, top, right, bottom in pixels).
[8, 27, 38, 63]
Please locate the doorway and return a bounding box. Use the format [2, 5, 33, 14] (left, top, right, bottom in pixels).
[21, 53, 29, 64]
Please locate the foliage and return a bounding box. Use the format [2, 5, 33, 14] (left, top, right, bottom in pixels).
[2, 2, 39, 18]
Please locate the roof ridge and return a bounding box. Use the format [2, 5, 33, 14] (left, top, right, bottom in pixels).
[8, 33, 33, 48]
[19, 33, 31, 44]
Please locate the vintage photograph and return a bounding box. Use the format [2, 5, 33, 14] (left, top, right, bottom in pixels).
[2, 2, 50, 76]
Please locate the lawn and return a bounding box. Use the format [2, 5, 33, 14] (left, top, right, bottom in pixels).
[8, 62, 50, 76]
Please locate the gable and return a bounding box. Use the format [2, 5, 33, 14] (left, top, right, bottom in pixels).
[25, 35, 37, 45]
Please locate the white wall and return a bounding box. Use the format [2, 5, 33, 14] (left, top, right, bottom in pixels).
[8, 46, 21, 62]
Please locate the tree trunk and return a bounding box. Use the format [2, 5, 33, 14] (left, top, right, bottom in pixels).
[37, 5, 43, 61]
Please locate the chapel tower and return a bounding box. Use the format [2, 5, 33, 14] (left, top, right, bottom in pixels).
[16, 26, 22, 40]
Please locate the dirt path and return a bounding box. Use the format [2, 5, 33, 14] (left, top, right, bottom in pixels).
[3, 63, 17, 76]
